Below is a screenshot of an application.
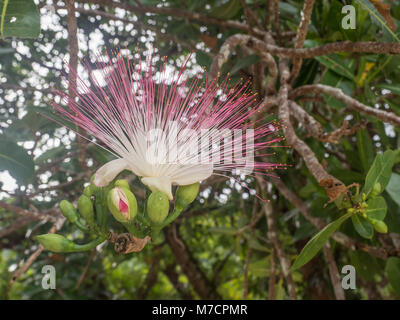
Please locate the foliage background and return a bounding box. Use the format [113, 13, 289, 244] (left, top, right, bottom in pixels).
[1, 0, 400, 300]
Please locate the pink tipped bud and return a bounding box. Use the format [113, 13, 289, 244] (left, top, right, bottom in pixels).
[107, 187, 138, 223]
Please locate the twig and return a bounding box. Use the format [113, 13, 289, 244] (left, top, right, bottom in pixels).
[0, 217, 33, 238]
[78, 0, 268, 38]
[322, 244, 345, 300]
[7, 218, 65, 294]
[290, 0, 315, 82]
[272, 0, 280, 43]
[261, 196, 297, 299]
[55, 5, 197, 51]
[240, 0, 263, 35]
[290, 84, 400, 127]
[75, 248, 97, 289]
[0, 201, 58, 223]
[289, 101, 366, 143]
[210, 34, 278, 93]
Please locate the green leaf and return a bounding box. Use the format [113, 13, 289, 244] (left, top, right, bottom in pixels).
[366, 196, 387, 220]
[355, 0, 400, 42]
[376, 83, 400, 96]
[363, 150, 396, 197]
[385, 257, 400, 298]
[210, 0, 241, 20]
[357, 127, 374, 173]
[195, 51, 212, 69]
[0, 139, 35, 183]
[386, 172, 400, 207]
[230, 54, 260, 75]
[315, 54, 355, 80]
[352, 214, 374, 239]
[291, 212, 353, 271]
[0, 0, 40, 39]
[249, 257, 270, 278]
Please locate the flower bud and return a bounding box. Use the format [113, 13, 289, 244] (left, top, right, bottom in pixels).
[35, 234, 74, 253]
[83, 185, 93, 197]
[370, 219, 388, 234]
[147, 191, 169, 225]
[59, 200, 78, 223]
[175, 182, 200, 209]
[115, 179, 130, 189]
[370, 182, 382, 198]
[78, 195, 95, 224]
[107, 187, 137, 223]
[362, 193, 367, 201]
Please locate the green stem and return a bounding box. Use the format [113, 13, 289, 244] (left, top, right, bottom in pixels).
[67, 235, 107, 252]
[160, 205, 184, 228]
[74, 218, 90, 233]
[122, 221, 143, 238]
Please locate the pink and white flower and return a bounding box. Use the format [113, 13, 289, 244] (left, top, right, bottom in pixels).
[52, 51, 284, 200]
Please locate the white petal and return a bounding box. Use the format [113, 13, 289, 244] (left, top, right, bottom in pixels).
[171, 164, 213, 185]
[141, 176, 173, 200]
[93, 158, 130, 187]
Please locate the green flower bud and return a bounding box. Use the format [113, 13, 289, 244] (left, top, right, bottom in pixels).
[370, 219, 388, 234]
[362, 193, 367, 201]
[107, 187, 138, 223]
[59, 200, 78, 223]
[78, 195, 95, 224]
[115, 179, 130, 189]
[347, 208, 355, 214]
[370, 182, 382, 198]
[147, 191, 169, 225]
[175, 182, 200, 209]
[83, 185, 93, 197]
[36, 234, 74, 253]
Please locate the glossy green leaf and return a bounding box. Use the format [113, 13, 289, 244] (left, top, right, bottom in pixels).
[376, 83, 400, 95]
[315, 54, 355, 80]
[0, 0, 40, 39]
[366, 196, 387, 220]
[386, 172, 400, 207]
[291, 212, 353, 271]
[363, 150, 396, 197]
[357, 127, 375, 173]
[352, 214, 374, 239]
[355, 0, 400, 42]
[0, 139, 35, 183]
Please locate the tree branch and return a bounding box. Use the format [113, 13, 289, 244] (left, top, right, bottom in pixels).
[290, 84, 400, 127]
